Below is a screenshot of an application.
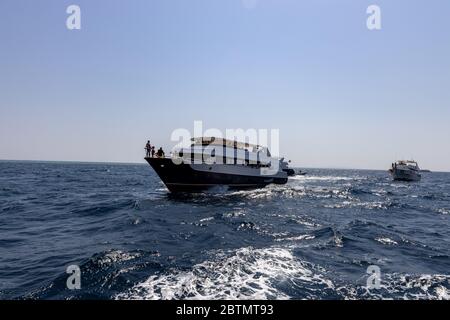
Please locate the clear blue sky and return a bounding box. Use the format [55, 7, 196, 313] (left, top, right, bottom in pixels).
[1, 0, 449, 170]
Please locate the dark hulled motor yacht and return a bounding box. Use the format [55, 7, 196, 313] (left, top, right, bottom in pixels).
[389, 160, 422, 182]
[145, 137, 290, 192]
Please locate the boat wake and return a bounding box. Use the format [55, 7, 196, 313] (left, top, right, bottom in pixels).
[116, 246, 333, 300]
[116, 244, 450, 300]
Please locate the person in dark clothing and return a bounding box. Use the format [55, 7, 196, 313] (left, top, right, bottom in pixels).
[145, 141, 151, 157]
[156, 147, 165, 158]
[151, 146, 155, 158]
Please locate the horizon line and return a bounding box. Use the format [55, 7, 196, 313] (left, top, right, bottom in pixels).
[0, 158, 446, 173]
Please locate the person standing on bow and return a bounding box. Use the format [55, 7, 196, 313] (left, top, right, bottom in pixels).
[145, 140, 152, 157]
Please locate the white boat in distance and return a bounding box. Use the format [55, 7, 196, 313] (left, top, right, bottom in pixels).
[145, 137, 291, 192]
[389, 160, 422, 182]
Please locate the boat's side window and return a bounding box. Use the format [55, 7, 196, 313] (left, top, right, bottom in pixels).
[222, 143, 227, 164]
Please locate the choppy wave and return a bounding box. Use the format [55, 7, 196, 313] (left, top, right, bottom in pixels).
[337, 273, 450, 300]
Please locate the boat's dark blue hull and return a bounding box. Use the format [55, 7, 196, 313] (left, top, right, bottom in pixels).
[145, 157, 288, 192]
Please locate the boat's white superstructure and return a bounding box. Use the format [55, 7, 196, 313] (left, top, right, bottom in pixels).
[173, 137, 274, 167]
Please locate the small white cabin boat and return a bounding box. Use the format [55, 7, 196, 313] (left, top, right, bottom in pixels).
[389, 160, 421, 182]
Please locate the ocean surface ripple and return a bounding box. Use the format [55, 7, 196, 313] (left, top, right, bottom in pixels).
[0, 161, 449, 300]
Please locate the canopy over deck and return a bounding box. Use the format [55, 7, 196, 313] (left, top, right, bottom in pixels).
[191, 137, 262, 150]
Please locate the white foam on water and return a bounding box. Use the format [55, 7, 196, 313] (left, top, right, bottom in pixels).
[199, 216, 214, 223]
[290, 217, 320, 228]
[381, 274, 450, 300]
[228, 188, 276, 199]
[289, 175, 361, 182]
[435, 285, 450, 300]
[116, 246, 333, 300]
[97, 250, 141, 266]
[222, 176, 362, 201]
[112, 248, 450, 300]
[325, 200, 390, 210]
[336, 274, 450, 300]
[228, 185, 308, 200]
[222, 210, 246, 218]
[375, 237, 398, 246]
[333, 233, 343, 248]
[274, 234, 315, 242]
